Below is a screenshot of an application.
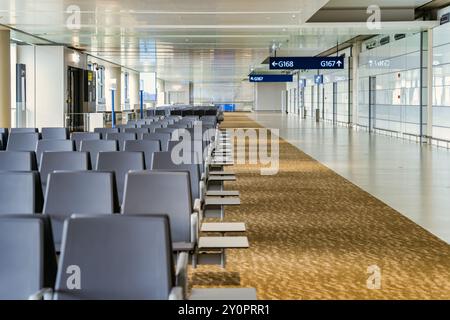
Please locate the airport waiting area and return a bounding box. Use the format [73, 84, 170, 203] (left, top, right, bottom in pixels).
[3, 0, 450, 313]
[0, 106, 261, 300]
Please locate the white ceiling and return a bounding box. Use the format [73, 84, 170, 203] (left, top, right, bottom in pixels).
[0, 0, 438, 83]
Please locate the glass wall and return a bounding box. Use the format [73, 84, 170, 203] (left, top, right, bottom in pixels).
[358, 33, 426, 136]
[300, 70, 317, 118]
[432, 21, 450, 141]
[322, 47, 352, 124]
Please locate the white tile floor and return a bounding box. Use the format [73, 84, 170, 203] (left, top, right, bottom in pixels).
[249, 112, 450, 244]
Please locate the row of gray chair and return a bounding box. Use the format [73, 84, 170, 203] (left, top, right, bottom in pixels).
[0, 117, 253, 299]
[1, 213, 255, 300]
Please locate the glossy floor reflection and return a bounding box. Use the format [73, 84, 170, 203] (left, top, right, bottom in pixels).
[249, 112, 450, 244]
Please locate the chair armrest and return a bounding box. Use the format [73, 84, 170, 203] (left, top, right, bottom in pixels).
[193, 198, 202, 213]
[28, 287, 54, 300]
[191, 212, 199, 243]
[199, 181, 206, 202]
[169, 287, 184, 300]
[175, 252, 189, 299]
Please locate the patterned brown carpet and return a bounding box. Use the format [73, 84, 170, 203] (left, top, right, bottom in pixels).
[190, 112, 450, 300]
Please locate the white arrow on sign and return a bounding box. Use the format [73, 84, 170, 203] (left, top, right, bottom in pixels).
[272, 61, 278, 67]
[336, 61, 342, 67]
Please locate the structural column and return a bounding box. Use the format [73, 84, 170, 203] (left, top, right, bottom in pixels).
[0, 29, 11, 128]
[427, 28, 434, 140]
[351, 41, 361, 127]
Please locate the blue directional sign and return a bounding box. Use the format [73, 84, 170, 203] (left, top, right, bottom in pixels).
[249, 74, 293, 82]
[314, 75, 323, 84]
[269, 57, 344, 70]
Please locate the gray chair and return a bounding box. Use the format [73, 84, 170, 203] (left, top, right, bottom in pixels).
[0, 151, 37, 171]
[124, 140, 160, 169]
[122, 171, 194, 246]
[93, 127, 119, 139]
[105, 132, 136, 151]
[124, 127, 149, 139]
[152, 151, 201, 202]
[169, 123, 189, 129]
[116, 124, 136, 132]
[52, 215, 177, 300]
[0, 171, 44, 214]
[43, 171, 118, 250]
[71, 132, 101, 151]
[0, 215, 57, 299]
[96, 151, 145, 204]
[41, 128, 69, 140]
[10, 128, 38, 133]
[80, 140, 118, 169]
[39, 151, 90, 192]
[36, 140, 74, 166]
[155, 127, 176, 136]
[141, 123, 162, 133]
[143, 132, 171, 151]
[133, 119, 148, 127]
[6, 133, 39, 152]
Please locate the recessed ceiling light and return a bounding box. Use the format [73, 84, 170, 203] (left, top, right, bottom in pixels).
[292, 14, 296, 18]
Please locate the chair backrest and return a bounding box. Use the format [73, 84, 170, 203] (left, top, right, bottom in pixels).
[6, 133, 39, 152]
[54, 214, 175, 300]
[93, 127, 119, 139]
[71, 132, 101, 151]
[122, 171, 192, 243]
[43, 171, 118, 249]
[135, 119, 149, 126]
[39, 151, 90, 192]
[143, 132, 171, 151]
[80, 140, 118, 169]
[0, 215, 57, 299]
[141, 123, 162, 133]
[124, 127, 149, 139]
[10, 128, 38, 133]
[116, 124, 136, 132]
[168, 123, 189, 129]
[41, 127, 69, 140]
[124, 140, 160, 169]
[0, 151, 37, 171]
[36, 140, 74, 166]
[155, 128, 176, 136]
[0, 171, 44, 214]
[105, 132, 136, 151]
[96, 151, 145, 204]
[152, 151, 201, 201]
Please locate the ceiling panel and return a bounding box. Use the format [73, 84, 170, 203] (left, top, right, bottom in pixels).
[0, 0, 439, 83]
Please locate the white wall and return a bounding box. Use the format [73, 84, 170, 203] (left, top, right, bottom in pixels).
[35, 46, 65, 128]
[254, 82, 286, 112]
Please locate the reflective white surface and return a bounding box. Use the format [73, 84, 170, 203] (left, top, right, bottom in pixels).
[250, 112, 450, 243]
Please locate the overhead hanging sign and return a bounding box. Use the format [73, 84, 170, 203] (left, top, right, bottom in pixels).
[269, 56, 344, 70]
[249, 74, 293, 82]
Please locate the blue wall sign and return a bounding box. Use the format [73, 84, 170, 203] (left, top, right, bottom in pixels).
[249, 74, 293, 82]
[314, 75, 323, 85]
[269, 57, 344, 70]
